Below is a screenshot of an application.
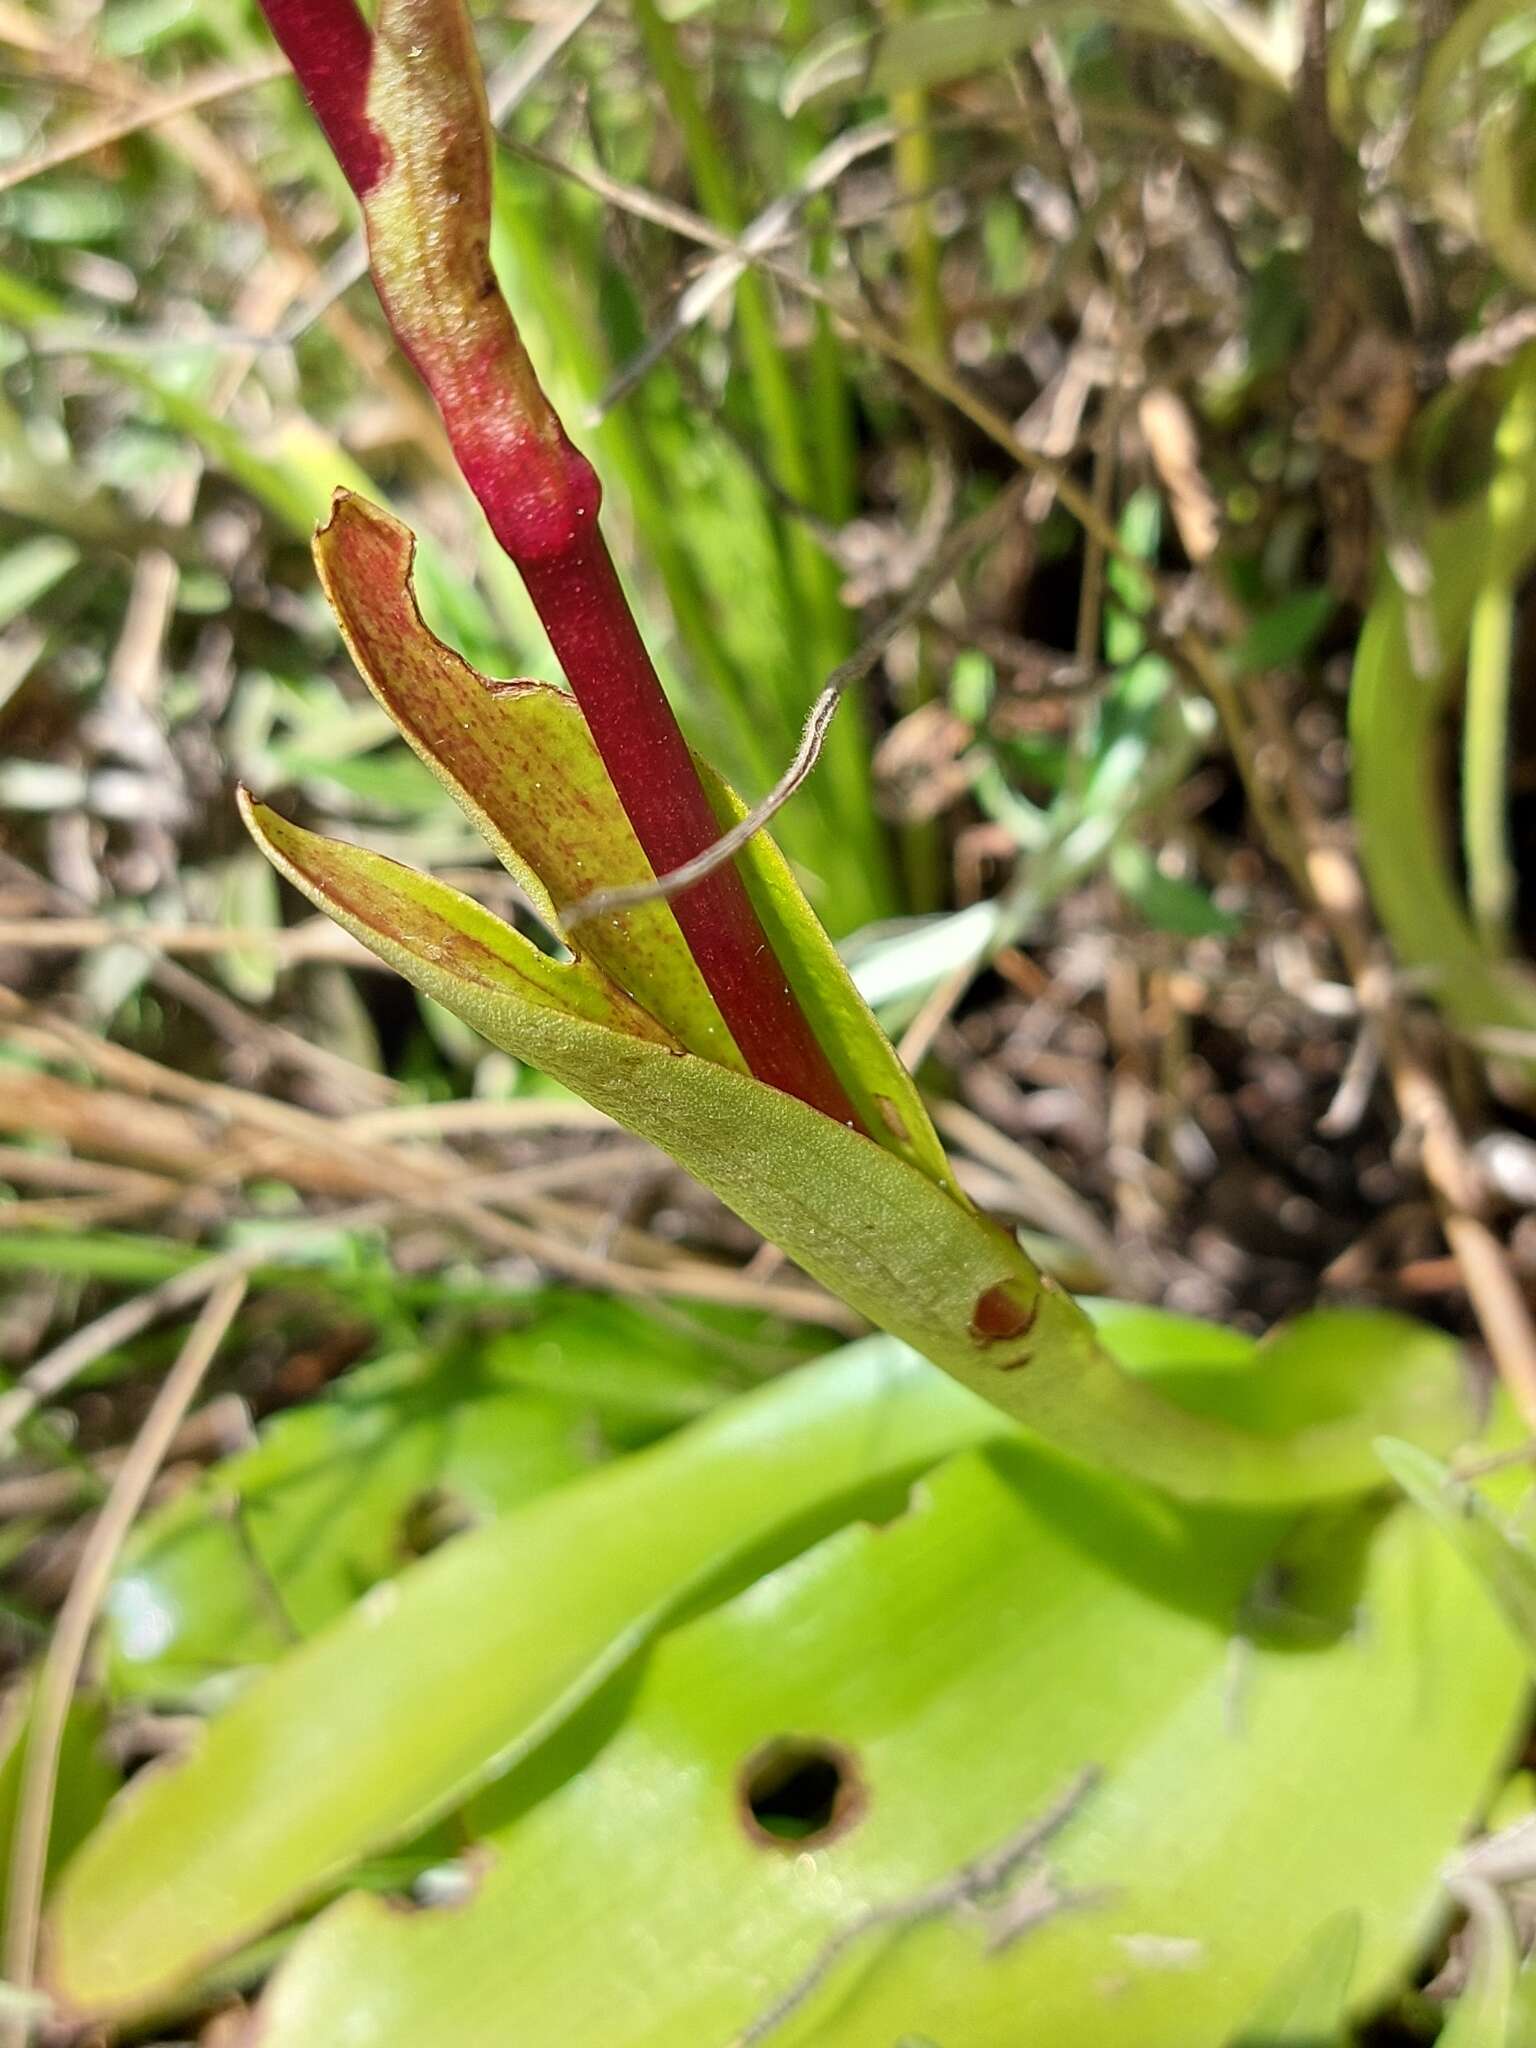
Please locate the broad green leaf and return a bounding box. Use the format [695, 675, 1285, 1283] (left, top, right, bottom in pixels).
[1228, 1912, 1359, 2045]
[1151, 1309, 1455, 1436]
[242, 797, 1471, 1505]
[1378, 1439, 1536, 1657]
[248, 1442, 1523, 2048]
[474, 1321, 737, 1430]
[106, 1295, 810, 1702]
[1085, 1297, 1255, 1373]
[45, 1338, 1006, 2019]
[104, 1347, 594, 1702]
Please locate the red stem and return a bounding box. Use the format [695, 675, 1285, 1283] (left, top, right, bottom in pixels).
[256, 0, 859, 1127]
[519, 528, 849, 1103]
[258, 0, 382, 193]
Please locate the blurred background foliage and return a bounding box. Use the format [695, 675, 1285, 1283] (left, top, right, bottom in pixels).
[6, 0, 1536, 2042]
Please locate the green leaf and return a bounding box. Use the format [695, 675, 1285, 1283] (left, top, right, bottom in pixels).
[0, 536, 79, 631]
[107, 1295, 808, 1703]
[1110, 839, 1240, 939]
[104, 1343, 595, 1702]
[786, 0, 1288, 107]
[1377, 1439, 1536, 1657]
[311, 491, 950, 1186]
[241, 796, 1473, 1505]
[1349, 353, 1536, 1063]
[1228, 1912, 1359, 2046]
[45, 1338, 1006, 2019]
[244, 1443, 1523, 2048]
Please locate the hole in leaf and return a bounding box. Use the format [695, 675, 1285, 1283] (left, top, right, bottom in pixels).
[738, 1736, 864, 1848]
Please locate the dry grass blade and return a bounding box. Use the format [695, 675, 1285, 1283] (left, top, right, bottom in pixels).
[0, 1278, 247, 2044]
[0, 57, 289, 195]
[1, 1003, 855, 1428]
[512, 134, 1136, 570]
[0, 917, 374, 964]
[932, 1101, 1116, 1268]
[583, 119, 896, 417]
[0, 1222, 373, 1451]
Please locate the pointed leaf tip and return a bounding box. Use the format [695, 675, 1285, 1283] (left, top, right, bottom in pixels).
[238, 791, 676, 1049]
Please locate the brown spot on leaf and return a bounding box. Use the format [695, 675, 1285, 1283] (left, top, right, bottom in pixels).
[873, 1094, 911, 1145]
[969, 1281, 1040, 1344]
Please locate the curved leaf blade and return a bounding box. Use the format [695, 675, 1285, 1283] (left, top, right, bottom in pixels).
[248, 1448, 1522, 2048]
[1349, 356, 1536, 1061]
[45, 1340, 1002, 2019]
[239, 794, 674, 1049]
[240, 798, 1472, 1505]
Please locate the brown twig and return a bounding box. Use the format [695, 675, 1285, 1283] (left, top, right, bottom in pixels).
[0, 1157, 856, 1451]
[1296, 0, 1349, 377]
